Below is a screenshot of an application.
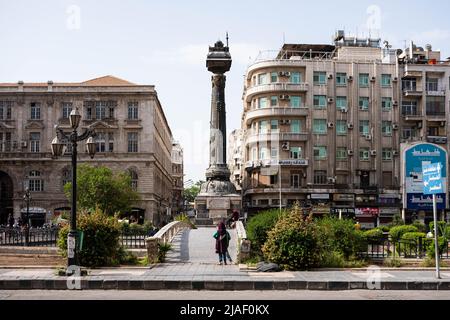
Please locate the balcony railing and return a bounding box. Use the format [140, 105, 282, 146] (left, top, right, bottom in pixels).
[244, 107, 309, 125]
[245, 132, 308, 144]
[245, 83, 309, 102]
[244, 158, 309, 170]
[426, 86, 446, 96]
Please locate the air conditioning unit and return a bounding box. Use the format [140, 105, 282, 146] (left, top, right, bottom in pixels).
[327, 74, 333, 79]
[393, 150, 399, 156]
[393, 100, 398, 106]
[393, 77, 398, 82]
[327, 122, 334, 128]
[284, 71, 291, 77]
[279, 94, 290, 100]
[370, 150, 377, 156]
[347, 123, 354, 129]
[347, 150, 354, 156]
[347, 75, 353, 81]
[417, 122, 422, 129]
[392, 123, 399, 130]
[327, 97, 334, 103]
[283, 119, 291, 125]
[281, 141, 290, 151]
[340, 108, 348, 113]
[327, 177, 336, 184]
[365, 134, 372, 140]
[370, 76, 376, 82]
[21, 141, 27, 148]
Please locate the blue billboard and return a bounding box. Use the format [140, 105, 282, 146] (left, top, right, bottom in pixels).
[403, 143, 447, 210]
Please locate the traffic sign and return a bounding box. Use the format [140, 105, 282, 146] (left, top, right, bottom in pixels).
[422, 162, 443, 195]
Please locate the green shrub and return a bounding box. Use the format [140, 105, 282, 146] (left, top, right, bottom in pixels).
[316, 216, 366, 260]
[262, 206, 320, 270]
[429, 221, 447, 236]
[57, 207, 125, 267]
[246, 209, 285, 254]
[426, 236, 448, 259]
[175, 213, 197, 229]
[399, 232, 426, 256]
[158, 242, 172, 262]
[379, 225, 390, 232]
[383, 257, 402, 267]
[390, 213, 405, 227]
[412, 220, 427, 233]
[319, 251, 345, 268]
[389, 225, 418, 242]
[363, 228, 385, 243]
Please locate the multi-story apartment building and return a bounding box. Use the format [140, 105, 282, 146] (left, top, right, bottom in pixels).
[228, 129, 243, 191]
[0, 75, 175, 227]
[238, 31, 403, 228]
[171, 141, 184, 215]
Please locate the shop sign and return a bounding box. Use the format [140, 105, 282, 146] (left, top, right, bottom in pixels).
[331, 208, 355, 214]
[406, 193, 446, 210]
[312, 205, 330, 214]
[359, 222, 375, 229]
[333, 194, 355, 201]
[379, 208, 399, 217]
[355, 207, 379, 216]
[310, 194, 329, 200]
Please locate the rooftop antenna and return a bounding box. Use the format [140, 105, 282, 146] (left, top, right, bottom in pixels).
[226, 32, 229, 47]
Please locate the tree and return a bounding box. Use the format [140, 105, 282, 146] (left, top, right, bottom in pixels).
[64, 164, 140, 216]
[183, 180, 203, 203]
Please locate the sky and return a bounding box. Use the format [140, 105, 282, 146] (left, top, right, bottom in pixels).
[1, 0, 450, 183]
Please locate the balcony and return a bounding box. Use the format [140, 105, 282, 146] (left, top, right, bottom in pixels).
[426, 86, 446, 96]
[246, 132, 308, 144]
[244, 159, 309, 171]
[427, 136, 447, 144]
[245, 82, 309, 102]
[402, 87, 422, 96]
[425, 110, 446, 120]
[401, 112, 422, 121]
[244, 107, 309, 125]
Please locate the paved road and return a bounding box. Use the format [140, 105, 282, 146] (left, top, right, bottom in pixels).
[1, 289, 450, 300]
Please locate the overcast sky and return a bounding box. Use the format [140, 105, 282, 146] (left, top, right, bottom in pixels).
[1, 0, 450, 182]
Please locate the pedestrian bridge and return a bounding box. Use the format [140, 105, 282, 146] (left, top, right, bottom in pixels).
[164, 227, 238, 264]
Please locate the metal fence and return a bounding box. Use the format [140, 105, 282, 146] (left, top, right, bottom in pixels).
[361, 237, 450, 259]
[0, 226, 150, 249]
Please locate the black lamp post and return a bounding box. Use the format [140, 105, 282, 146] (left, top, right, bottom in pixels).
[22, 187, 31, 246]
[51, 108, 96, 273]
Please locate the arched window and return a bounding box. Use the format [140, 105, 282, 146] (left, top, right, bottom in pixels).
[62, 168, 72, 190]
[28, 170, 43, 192]
[129, 170, 138, 191]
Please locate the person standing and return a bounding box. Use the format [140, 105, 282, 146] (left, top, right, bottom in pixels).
[213, 221, 231, 265]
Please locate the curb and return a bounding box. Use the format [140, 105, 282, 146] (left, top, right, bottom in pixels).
[1, 279, 450, 290]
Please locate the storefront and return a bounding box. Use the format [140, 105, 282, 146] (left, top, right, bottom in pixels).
[355, 207, 379, 229]
[331, 194, 355, 219]
[309, 194, 330, 216]
[20, 207, 47, 227]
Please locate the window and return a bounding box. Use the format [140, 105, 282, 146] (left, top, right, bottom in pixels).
[128, 102, 139, 120]
[96, 132, 114, 153]
[270, 120, 278, 131]
[270, 174, 278, 185]
[251, 147, 257, 160]
[381, 74, 391, 87]
[259, 120, 268, 133]
[270, 147, 278, 159]
[270, 96, 278, 107]
[426, 96, 445, 116]
[382, 148, 392, 161]
[30, 132, 40, 153]
[313, 119, 327, 134]
[28, 170, 43, 192]
[402, 78, 417, 91]
[0, 101, 13, 120]
[127, 132, 138, 153]
[336, 73, 347, 86]
[290, 72, 301, 84]
[336, 96, 347, 111]
[313, 95, 327, 109]
[313, 72, 326, 85]
[129, 170, 138, 191]
[336, 120, 347, 135]
[84, 101, 117, 120]
[290, 96, 301, 108]
[95, 101, 106, 119]
[62, 102, 72, 119]
[359, 120, 369, 135]
[270, 72, 278, 83]
[258, 97, 268, 109]
[382, 121, 392, 136]
[359, 148, 370, 161]
[290, 174, 300, 188]
[30, 102, 41, 120]
[0, 132, 12, 152]
[359, 97, 369, 110]
[258, 73, 268, 85]
[426, 78, 439, 91]
[359, 73, 369, 87]
[402, 100, 418, 115]
[62, 168, 71, 190]
[402, 127, 417, 140]
[336, 147, 347, 160]
[290, 147, 302, 159]
[290, 119, 300, 133]
[314, 170, 327, 184]
[313, 146, 327, 160]
[259, 147, 268, 160]
[381, 97, 392, 111]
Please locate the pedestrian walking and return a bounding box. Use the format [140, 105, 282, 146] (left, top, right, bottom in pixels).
[213, 221, 231, 265]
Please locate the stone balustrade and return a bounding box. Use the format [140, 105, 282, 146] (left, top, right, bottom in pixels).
[235, 221, 251, 262]
[145, 220, 192, 264]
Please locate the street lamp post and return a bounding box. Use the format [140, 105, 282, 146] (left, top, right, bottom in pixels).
[51, 108, 96, 274]
[22, 187, 31, 246]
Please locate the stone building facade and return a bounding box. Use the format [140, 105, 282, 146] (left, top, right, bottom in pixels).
[0, 76, 175, 227]
[171, 141, 184, 215]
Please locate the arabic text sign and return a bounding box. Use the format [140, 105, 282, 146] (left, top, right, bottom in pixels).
[422, 162, 443, 195]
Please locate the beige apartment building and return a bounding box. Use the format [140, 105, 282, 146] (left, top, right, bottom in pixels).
[228, 129, 243, 191]
[171, 141, 184, 215]
[0, 76, 175, 227]
[238, 31, 403, 227]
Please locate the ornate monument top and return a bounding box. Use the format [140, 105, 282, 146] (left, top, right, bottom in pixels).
[206, 39, 231, 74]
